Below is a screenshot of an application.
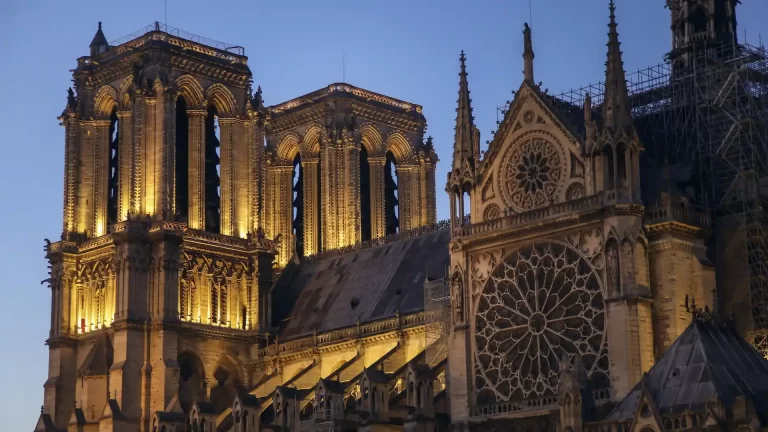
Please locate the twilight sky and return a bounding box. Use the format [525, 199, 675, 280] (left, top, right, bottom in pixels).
[0, 0, 766, 429]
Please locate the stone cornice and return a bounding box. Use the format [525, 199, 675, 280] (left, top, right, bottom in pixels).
[75, 32, 250, 88]
[266, 98, 425, 136]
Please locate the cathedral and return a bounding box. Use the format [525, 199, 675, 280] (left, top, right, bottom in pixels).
[36, 1, 768, 432]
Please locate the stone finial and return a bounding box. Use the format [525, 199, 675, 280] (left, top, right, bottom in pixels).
[523, 23, 535, 83]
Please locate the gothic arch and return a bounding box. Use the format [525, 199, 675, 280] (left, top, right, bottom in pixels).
[385, 132, 413, 164]
[178, 351, 206, 407]
[276, 134, 301, 165]
[301, 126, 322, 156]
[117, 78, 133, 107]
[175, 75, 205, 109]
[205, 83, 237, 117]
[360, 125, 383, 155]
[93, 85, 118, 118]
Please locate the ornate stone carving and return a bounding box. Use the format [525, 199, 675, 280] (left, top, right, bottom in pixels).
[566, 182, 585, 201]
[523, 110, 535, 124]
[474, 241, 607, 404]
[606, 240, 620, 297]
[482, 203, 501, 221]
[451, 270, 464, 323]
[499, 136, 564, 212]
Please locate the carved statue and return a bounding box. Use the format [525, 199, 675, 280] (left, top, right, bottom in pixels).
[523, 23, 533, 52]
[451, 271, 464, 322]
[66, 88, 77, 110]
[606, 242, 620, 296]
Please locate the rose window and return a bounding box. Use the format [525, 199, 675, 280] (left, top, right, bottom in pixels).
[474, 241, 607, 404]
[500, 137, 563, 212]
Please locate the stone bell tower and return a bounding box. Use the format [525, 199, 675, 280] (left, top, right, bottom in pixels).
[43, 22, 276, 431]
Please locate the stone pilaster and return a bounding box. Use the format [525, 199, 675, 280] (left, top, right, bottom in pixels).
[110, 221, 150, 422]
[117, 110, 134, 222]
[219, 118, 235, 236]
[131, 94, 146, 218]
[345, 135, 361, 245]
[271, 164, 294, 266]
[397, 164, 419, 231]
[302, 157, 320, 256]
[62, 116, 79, 236]
[187, 110, 206, 230]
[141, 96, 159, 217]
[233, 119, 250, 238]
[250, 120, 266, 235]
[369, 156, 386, 239]
[93, 119, 111, 237]
[647, 224, 714, 356]
[321, 137, 341, 250]
[43, 242, 79, 429]
[603, 213, 655, 402]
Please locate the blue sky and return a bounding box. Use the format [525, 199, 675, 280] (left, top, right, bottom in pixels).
[0, 0, 766, 429]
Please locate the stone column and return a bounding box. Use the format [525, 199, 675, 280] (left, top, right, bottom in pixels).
[339, 136, 359, 246]
[76, 120, 93, 236]
[43, 242, 79, 428]
[368, 156, 386, 239]
[219, 118, 235, 236]
[62, 116, 80, 236]
[302, 157, 320, 256]
[187, 110, 206, 230]
[272, 165, 294, 266]
[232, 119, 250, 238]
[131, 94, 145, 217]
[321, 138, 341, 250]
[250, 120, 266, 235]
[110, 221, 150, 422]
[160, 88, 176, 219]
[92, 119, 112, 237]
[397, 164, 419, 231]
[117, 110, 134, 222]
[141, 95, 158, 217]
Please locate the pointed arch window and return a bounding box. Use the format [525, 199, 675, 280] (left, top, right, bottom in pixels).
[689, 6, 708, 35]
[204, 105, 221, 233]
[384, 152, 399, 235]
[175, 96, 189, 220]
[603, 145, 616, 191]
[107, 108, 119, 226]
[360, 147, 372, 241]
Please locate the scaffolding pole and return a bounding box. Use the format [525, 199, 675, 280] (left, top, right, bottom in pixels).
[553, 41, 768, 355]
[424, 273, 450, 368]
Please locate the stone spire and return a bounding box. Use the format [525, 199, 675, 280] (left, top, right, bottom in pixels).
[89, 22, 109, 57]
[453, 50, 476, 171]
[523, 23, 535, 83]
[601, 1, 633, 133]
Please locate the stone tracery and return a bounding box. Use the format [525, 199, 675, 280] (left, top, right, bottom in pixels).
[499, 136, 564, 212]
[474, 241, 607, 404]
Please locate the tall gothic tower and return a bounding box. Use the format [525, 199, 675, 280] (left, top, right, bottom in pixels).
[264, 85, 437, 265]
[46, 22, 279, 431]
[41, 22, 438, 431]
[667, 0, 738, 69]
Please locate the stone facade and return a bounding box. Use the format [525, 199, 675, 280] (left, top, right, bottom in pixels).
[36, 1, 768, 432]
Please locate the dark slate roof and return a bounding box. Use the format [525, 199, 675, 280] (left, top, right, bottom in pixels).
[607, 318, 768, 424]
[77, 335, 112, 377]
[155, 411, 185, 423]
[363, 368, 391, 385]
[89, 22, 108, 48]
[526, 81, 593, 144]
[273, 229, 450, 340]
[318, 378, 345, 395]
[196, 401, 217, 415]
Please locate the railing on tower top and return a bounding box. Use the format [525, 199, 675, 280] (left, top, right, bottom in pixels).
[107, 21, 245, 56]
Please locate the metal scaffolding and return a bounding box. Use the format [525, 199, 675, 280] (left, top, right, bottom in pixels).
[424, 272, 450, 368]
[555, 41, 768, 353]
